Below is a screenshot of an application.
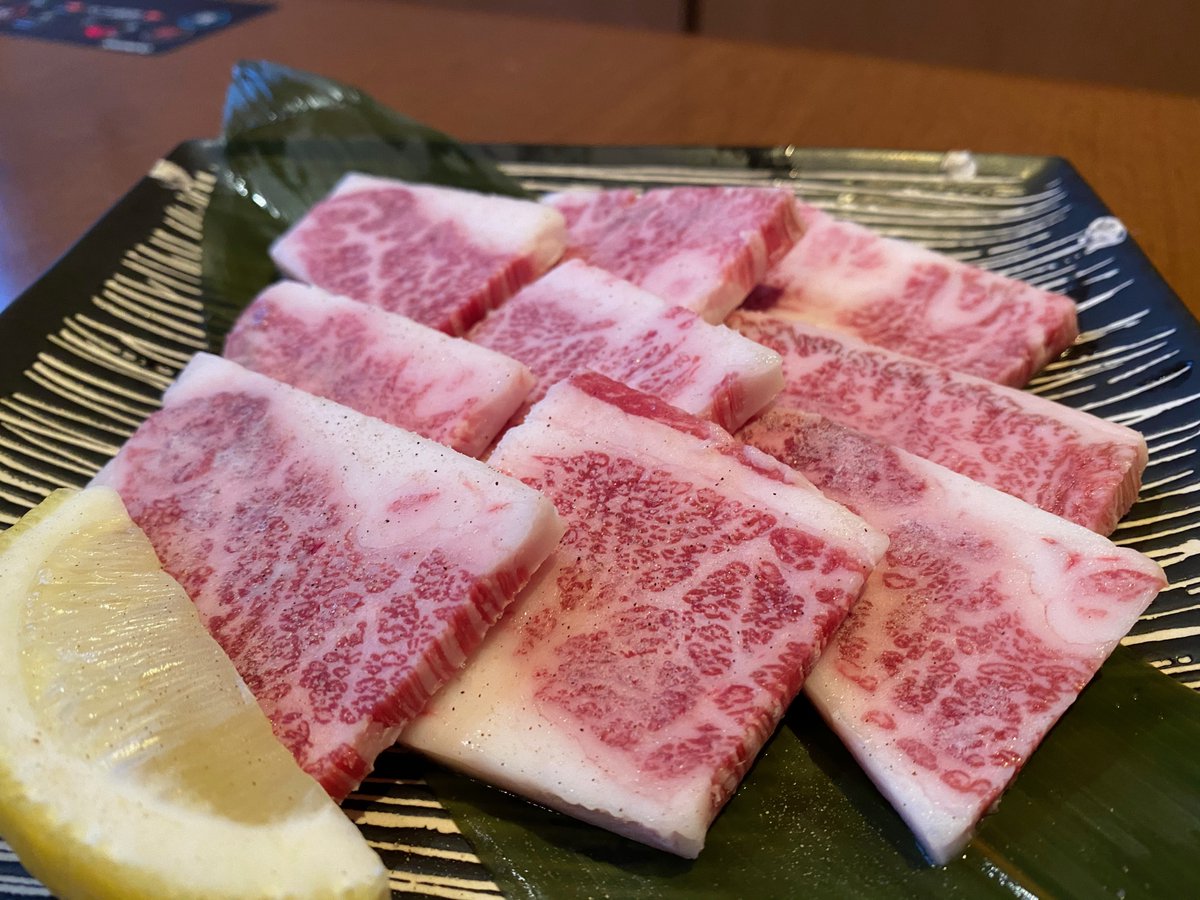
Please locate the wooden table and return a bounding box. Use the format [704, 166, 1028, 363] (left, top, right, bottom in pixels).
[2, 0, 1198, 315]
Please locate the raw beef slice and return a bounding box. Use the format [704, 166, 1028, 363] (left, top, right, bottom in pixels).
[402, 372, 887, 857]
[571, 186, 802, 324]
[729, 311, 1146, 534]
[742, 203, 1078, 386]
[270, 173, 567, 335]
[469, 260, 783, 431]
[740, 409, 1165, 864]
[91, 352, 565, 801]
[224, 280, 534, 458]
[541, 188, 639, 260]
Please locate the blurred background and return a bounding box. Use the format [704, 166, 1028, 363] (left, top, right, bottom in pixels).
[409, 0, 1199, 95]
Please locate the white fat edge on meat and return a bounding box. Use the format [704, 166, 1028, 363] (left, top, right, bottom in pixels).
[516, 378, 888, 565]
[331, 172, 568, 262]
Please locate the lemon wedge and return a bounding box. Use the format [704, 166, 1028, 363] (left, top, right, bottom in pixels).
[0, 487, 389, 899]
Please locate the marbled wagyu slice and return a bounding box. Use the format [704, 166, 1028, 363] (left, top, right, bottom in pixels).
[729, 311, 1146, 534]
[740, 409, 1165, 864]
[224, 281, 534, 458]
[743, 204, 1078, 386]
[92, 353, 565, 801]
[569, 186, 802, 324]
[469, 260, 783, 432]
[403, 373, 887, 858]
[270, 173, 566, 335]
[541, 188, 639, 260]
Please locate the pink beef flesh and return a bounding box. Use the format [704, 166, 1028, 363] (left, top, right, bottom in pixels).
[90, 353, 565, 801]
[468, 260, 783, 431]
[570, 186, 803, 324]
[739, 409, 1165, 864]
[729, 311, 1146, 534]
[224, 280, 535, 458]
[541, 188, 639, 260]
[402, 372, 887, 857]
[269, 173, 566, 335]
[742, 204, 1078, 386]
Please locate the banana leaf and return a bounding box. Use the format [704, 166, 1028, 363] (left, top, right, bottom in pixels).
[189, 61, 1200, 899]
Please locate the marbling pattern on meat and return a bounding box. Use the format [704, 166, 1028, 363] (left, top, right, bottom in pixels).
[742, 204, 1078, 386]
[729, 312, 1146, 534]
[403, 373, 886, 858]
[270, 174, 566, 335]
[739, 409, 1165, 863]
[224, 281, 534, 457]
[91, 353, 564, 801]
[468, 260, 783, 431]
[541, 188, 639, 260]
[570, 186, 802, 324]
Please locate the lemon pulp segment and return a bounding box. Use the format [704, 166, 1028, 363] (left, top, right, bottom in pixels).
[0, 487, 388, 899]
